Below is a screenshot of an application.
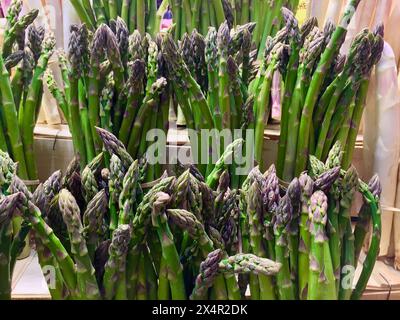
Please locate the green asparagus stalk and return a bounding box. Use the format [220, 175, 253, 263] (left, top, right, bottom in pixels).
[58, 189, 100, 299]
[273, 194, 295, 300]
[354, 175, 381, 264]
[307, 190, 336, 300]
[218, 253, 282, 276]
[103, 224, 131, 300]
[83, 189, 108, 260]
[254, 43, 286, 168]
[88, 25, 107, 154]
[118, 160, 141, 225]
[338, 166, 358, 300]
[126, 77, 167, 157]
[96, 127, 134, 169]
[151, 192, 186, 300]
[190, 249, 224, 300]
[351, 178, 382, 300]
[137, 0, 146, 35]
[70, 0, 96, 29]
[247, 179, 277, 300]
[282, 30, 324, 181]
[0, 193, 23, 300]
[297, 173, 314, 300]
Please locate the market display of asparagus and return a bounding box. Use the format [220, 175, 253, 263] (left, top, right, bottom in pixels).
[0, 128, 382, 300]
[0, 0, 55, 182]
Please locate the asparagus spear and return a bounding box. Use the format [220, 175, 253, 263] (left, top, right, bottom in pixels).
[103, 224, 131, 300]
[354, 175, 382, 265]
[81, 153, 103, 203]
[219, 253, 282, 276]
[88, 25, 108, 154]
[273, 194, 295, 300]
[298, 173, 314, 300]
[282, 29, 324, 181]
[20, 197, 78, 297]
[351, 178, 382, 300]
[307, 190, 336, 300]
[83, 189, 108, 260]
[118, 160, 141, 225]
[205, 27, 221, 130]
[0, 193, 23, 300]
[109, 155, 125, 232]
[254, 41, 287, 168]
[96, 127, 134, 169]
[286, 177, 301, 296]
[118, 60, 145, 145]
[58, 189, 100, 299]
[151, 192, 186, 300]
[21, 33, 56, 180]
[68, 25, 89, 167]
[338, 166, 358, 300]
[190, 249, 224, 300]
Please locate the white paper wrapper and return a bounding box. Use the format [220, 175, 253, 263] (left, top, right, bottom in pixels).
[372, 0, 392, 29]
[394, 160, 400, 269]
[363, 42, 400, 257]
[385, 1, 400, 70]
[324, 0, 344, 25]
[308, 0, 329, 27]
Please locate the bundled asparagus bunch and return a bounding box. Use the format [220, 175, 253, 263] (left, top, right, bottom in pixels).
[70, 0, 167, 35]
[46, 22, 170, 181]
[239, 141, 382, 300]
[167, 0, 296, 48]
[0, 151, 35, 300]
[0, 0, 56, 182]
[277, 1, 384, 181]
[70, 0, 296, 55]
[16, 129, 281, 300]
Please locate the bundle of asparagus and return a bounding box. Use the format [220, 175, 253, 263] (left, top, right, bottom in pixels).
[46, 22, 170, 182]
[70, 0, 167, 35]
[69, 0, 295, 55]
[5, 129, 381, 300]
[277, 0, 384, 181]
[239, 143, 382, 300]
[0, 151, 34, 300]
[0, 0, 56, 182]
[13, 130, 281, 300]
